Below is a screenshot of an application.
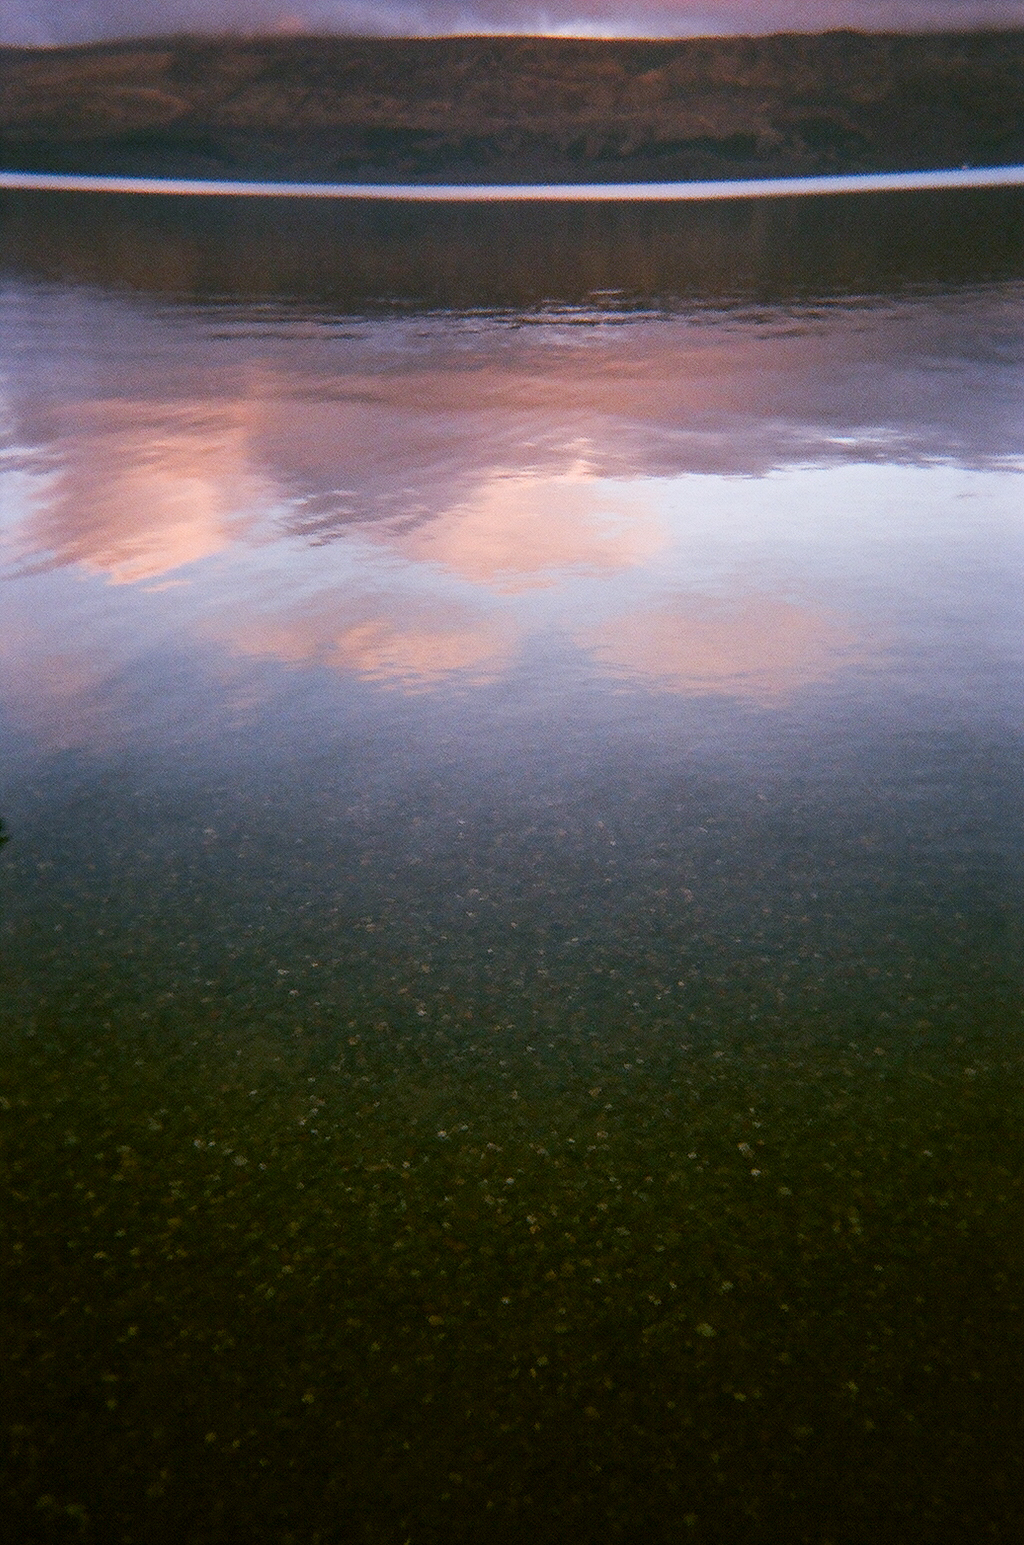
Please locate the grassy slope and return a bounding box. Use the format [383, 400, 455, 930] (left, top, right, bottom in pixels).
[2, 32, 1024, 182]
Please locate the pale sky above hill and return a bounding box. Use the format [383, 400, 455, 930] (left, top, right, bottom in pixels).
[3, 1, 1023, 47]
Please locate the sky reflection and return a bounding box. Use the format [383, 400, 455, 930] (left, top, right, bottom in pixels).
[16, 398, 271, 584]
[1, 282, 1021, 741]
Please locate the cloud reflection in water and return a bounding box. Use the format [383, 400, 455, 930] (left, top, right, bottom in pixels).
[1, 285, 1020, 741]
[402, 465, 667, 589]
[581, 594, 858, 704]
[13, 398, 271, 585]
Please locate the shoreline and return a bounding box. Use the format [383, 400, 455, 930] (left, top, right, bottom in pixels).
[4, 164, 1024, 201]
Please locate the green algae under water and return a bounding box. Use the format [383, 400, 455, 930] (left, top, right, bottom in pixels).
[1, 192, 1023, 1544]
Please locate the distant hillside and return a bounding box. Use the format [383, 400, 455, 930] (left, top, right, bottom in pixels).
[2, 32, 1023, 184]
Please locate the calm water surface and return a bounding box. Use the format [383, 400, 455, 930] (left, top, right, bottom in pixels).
[1, 194, 1023, 1544]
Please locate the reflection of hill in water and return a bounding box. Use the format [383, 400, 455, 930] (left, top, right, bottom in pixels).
[3, 185, 1024, 307]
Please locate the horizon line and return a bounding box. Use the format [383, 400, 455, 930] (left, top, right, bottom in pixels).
[6, 24, 1024, 47]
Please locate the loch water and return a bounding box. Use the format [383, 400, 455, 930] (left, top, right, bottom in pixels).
[1, 188, 1023, 1544]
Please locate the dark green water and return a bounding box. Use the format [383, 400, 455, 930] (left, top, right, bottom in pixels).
[1, 191, 1023, 1544]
